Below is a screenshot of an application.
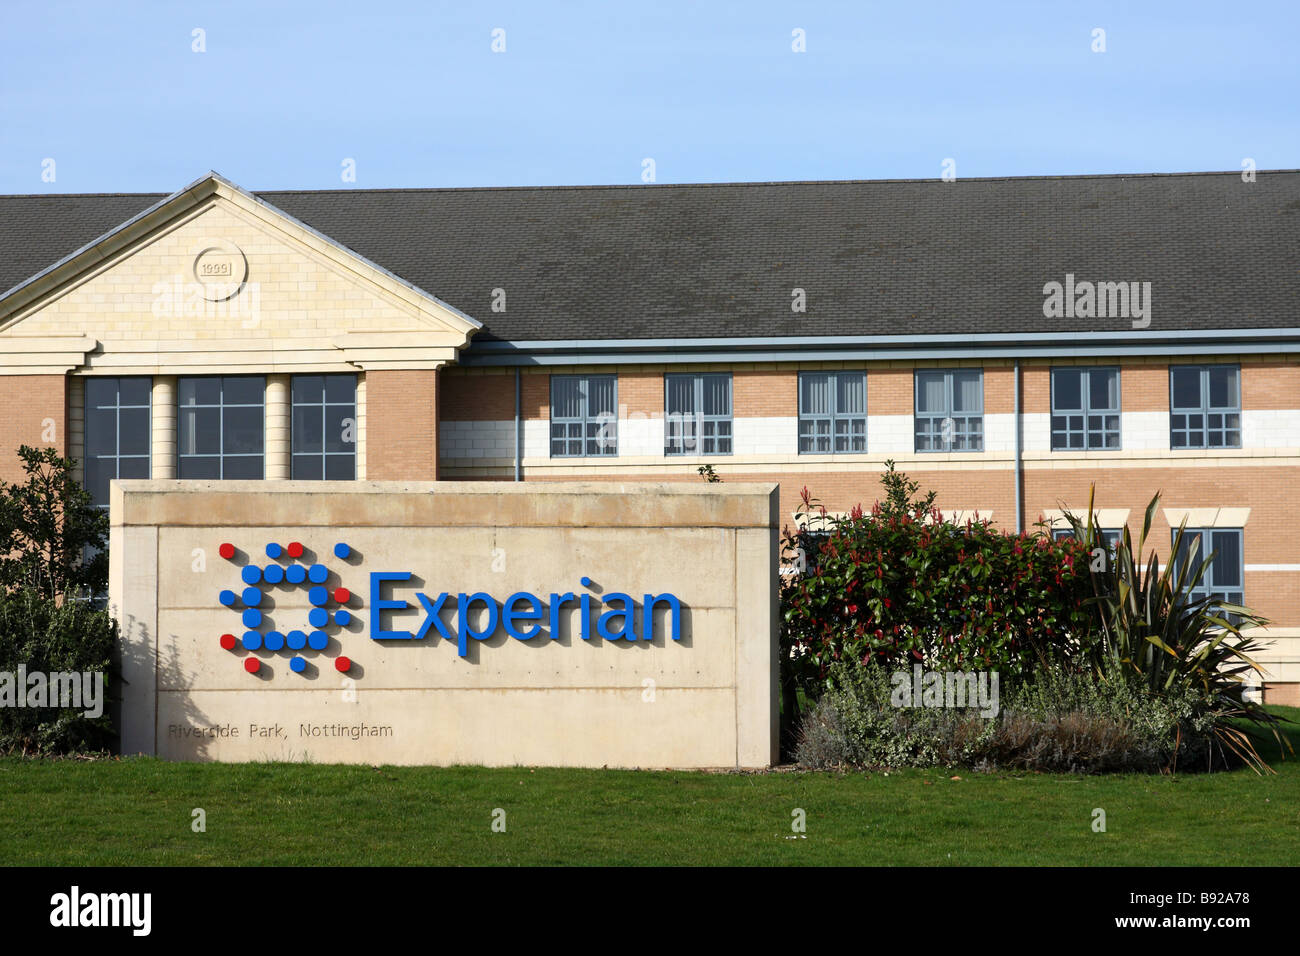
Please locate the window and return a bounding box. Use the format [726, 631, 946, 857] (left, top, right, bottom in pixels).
[915, 369, 983, 451]
[550, 375, 617, 457]
[794, 530, 830, 574]
[798, 371, 867, 453]
[1052, 367, 1120, 450]
[1052, 527, 1121, 549]
[787, 511, 840, 574]
[1054, 525, 1123, 574]
[81, 377, 151, 605]
[178, 376, 265, 478]
[84, 377, 152, 510]
[292, 374, 357, 479]
[1172, 528, 1244, 616]
[665, 373, 732, 455]
[1170, 365, 1240, 449]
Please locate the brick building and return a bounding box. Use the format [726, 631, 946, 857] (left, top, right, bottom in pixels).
[1, 170, 1297, 701]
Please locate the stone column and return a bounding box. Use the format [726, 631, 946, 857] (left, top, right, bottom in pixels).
[151, 376, 176, 479]
[355, 373, 367, 480]
[265, 374, 291, 479]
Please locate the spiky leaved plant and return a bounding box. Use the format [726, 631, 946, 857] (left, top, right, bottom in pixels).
[1063, 486, 1291, 773]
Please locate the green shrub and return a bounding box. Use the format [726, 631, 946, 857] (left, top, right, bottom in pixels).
[0, 445, 108, 601]
[995, 661, 1222, 772]
[795, 661, 999, 770]
[795, 659, 1228, 774]
[0, 588, 117, 755]
[781, 462, 1096, 702]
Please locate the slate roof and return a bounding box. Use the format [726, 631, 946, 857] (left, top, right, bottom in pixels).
[1, 171, 1297, 343]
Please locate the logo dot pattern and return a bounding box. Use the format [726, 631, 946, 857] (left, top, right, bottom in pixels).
[218, 541, 358, 678]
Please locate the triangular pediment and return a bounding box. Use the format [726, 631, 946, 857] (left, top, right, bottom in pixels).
[0, 172, 481, 374]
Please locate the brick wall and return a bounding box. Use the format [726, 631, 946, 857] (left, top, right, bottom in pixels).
[1023, 365, 1050, 409]
[735, 370, 797, 417]
[522, 370, 550, 420]
[1120, 363, 1168, 411]
[1244, 361, 1300, 410]
[616, 371, 661, 417]
[0, 374, 66, 483]
[365, 369, 438, 479]
[439, 368, 514, 421]
[1264, 683, 1300, 707]
[866, 367, 911, 416]
[984, 365, 1015, 414]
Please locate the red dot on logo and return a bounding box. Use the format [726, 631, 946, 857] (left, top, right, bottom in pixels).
[244, 658, 261, 674]
[219, 634, 237, 651]
[219, 543, 236, 560]
[287, 542, 304, 558]
[334, 587, 351, 604]
[335, 656, 352, 673]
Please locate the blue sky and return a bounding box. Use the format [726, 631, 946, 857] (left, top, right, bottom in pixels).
[1, 0, 1295, 193]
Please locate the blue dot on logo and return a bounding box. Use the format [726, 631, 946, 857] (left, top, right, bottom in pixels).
[219, 589, 237, 607]
[286, 565, 307, 584]
[263, 565, 284, 585]
[335, 609, 352, 626]
[308, 630, 328, 650]
[307, 564, 328, 584]
[240, 565, 261, 585]
[265, 542, 282, 559]
[334, 542, 350, 559]
[287, 630, 307, 650]
[289, 656, 306, 673]
[309, 607, 330, 628]
[242, 608, 262, 628]
[241, 586, 262, 607]
[264, 631, 285, 651]
[242, 631, 262, 650]
[308, 585, 329, 607]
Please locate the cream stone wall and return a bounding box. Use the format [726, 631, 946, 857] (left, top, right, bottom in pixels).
[0, 175, 479, 379]
[109, 480, 780, 768]
[0, 202, 463, 374]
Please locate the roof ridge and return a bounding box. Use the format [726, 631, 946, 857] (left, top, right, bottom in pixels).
[254, 168, 1300, 195]
[0, 191, 169, 199]
[7, 168, 1297, 199]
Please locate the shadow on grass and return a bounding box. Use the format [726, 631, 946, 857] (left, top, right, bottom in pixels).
[1243, 704, 1300, 768]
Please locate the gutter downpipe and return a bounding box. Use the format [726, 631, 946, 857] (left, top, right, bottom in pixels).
[514, 368, 522, 482]
[1014, 357, 1023, 534]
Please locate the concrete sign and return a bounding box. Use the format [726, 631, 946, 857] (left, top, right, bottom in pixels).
[109, 480, 779, 768]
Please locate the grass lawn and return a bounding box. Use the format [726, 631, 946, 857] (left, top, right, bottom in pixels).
[1, 706, 1296, 867]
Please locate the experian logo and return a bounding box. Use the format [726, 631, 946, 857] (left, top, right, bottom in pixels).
[212, 538, 685, 671]
[371, 573, 684, 656]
